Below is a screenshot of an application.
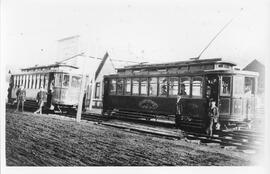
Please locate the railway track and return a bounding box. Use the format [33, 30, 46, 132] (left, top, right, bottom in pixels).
[6, 104, 264, 153]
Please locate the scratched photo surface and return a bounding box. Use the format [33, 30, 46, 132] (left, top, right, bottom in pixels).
[1, 0, 268, 173]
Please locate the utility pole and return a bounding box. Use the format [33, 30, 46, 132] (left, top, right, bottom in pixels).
[89, 38, 99, 110]
[76, 54, 86, 122]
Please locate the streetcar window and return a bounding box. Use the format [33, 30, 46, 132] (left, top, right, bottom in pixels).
[26, 75, 29, 88]
[44, 74, 49, 89]
[124, 78, 131, 95]
[244, 77, 255, 95]
[140, 78, 148, 96]
[24, 75, 27, 88]
[13, 76, 16, 87]
[71, 76, 81, 88]
[132, 78, 139, 95]
[180, 77, 190, 96]
[22, 75, 25, 88]
[32, 75, 36, 89]
[18, 76, 21, 87]
[179, 66, 188, 71]
[18, 76, 20, 87]
[203, 64, 214, 70]
[15, 76, 18, 87]
[25, 75, 28, 88]
[28, 75, 31, 88]
[190, 65, 201, 71]
[192, 76, 203, 97]
[29, 75, 32, 89]
[13, 76, 17, 87]
[36, 74, 40, 89]
[95, 82, 100, 98]
[233, 76, 244, 96]
[149, 77, 158, 96]
[22, 75, 24, 87]
[169, 77, 178, 96]
[55, 74, 62, 87]
[63, 74, 70, 87]
[158, 77, 168, 96]
[109, 79, 116, 95]
[220, 76, 231, 96]
[20, 75, 23, 87]
[116, 79, 124, 95]
[40, 75, 44, 88]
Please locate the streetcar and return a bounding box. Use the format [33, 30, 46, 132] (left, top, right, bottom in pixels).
[102, 58, 258, 130]
[8, 63, 83, 112]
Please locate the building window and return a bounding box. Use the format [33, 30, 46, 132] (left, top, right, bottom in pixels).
[95, 82, 100, 98]
[149, 77, 158, 96]
[116, 79, 124, 95]
[169, 77, 178, 96]
[140, 78, 148, 96]
[158, 77, 168, 96]
[124, 78, 131, 95]
[109, 79, 116, 95]
[180, 77, 190, 96]
[221, 76, 232, 96]
[132, 78, 139, 95]
[192, 76, 203, 97]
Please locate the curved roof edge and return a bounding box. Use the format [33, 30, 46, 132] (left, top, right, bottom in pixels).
[21, 63, 79, 71]
[118, 58, 237, 70]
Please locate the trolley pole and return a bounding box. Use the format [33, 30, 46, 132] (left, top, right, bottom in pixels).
[76, 54, 86, 122]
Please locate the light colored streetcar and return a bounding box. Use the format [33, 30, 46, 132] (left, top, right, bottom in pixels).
[8, 64, 83, 112]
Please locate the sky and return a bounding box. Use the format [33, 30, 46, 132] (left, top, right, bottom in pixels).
[1, 0, 270, 72]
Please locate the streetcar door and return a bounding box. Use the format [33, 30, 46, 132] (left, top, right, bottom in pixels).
[219, 75, 232, 121]
[47, 72, 54, 107]
[206, 75, 219, 104]
[244, 76, 256, 120]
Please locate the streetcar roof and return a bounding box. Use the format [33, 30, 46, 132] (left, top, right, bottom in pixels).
[117, 58, 236, 70]
[21, 63, 78, 71]
[12, 70, 82, 76]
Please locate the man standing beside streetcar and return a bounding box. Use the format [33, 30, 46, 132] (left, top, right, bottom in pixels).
[34, 86, 47, 115]
[206, 99, 220, 137]
[15, 85, 26, 112]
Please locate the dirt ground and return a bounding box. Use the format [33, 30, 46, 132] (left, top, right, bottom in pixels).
[5, 109, 259, 166]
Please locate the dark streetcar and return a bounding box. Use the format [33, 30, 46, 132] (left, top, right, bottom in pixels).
[102, 58, 258, 130]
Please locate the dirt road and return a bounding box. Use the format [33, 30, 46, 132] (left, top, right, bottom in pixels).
[6, 109, 258, 166]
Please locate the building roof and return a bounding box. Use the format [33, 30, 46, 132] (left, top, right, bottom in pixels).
[243, 59, 265, 72]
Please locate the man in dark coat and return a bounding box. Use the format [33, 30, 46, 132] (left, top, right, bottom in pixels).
[15, 85, 26, 112]
[206, 99, 219, 136]
[34, 86, 47, 114]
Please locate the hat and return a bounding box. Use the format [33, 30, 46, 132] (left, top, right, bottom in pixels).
[209, 98, 215, 102]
